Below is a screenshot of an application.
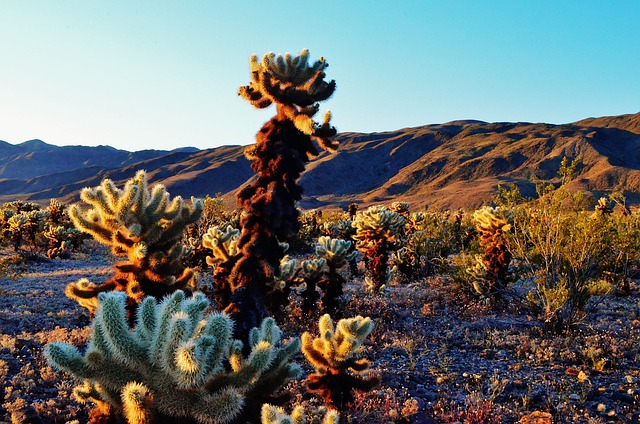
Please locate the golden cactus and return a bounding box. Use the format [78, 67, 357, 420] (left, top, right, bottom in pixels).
[471, 206, 512, 298]
[301, 314, 378, 410]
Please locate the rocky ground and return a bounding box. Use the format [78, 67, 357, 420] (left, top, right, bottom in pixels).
[1, 242, 639, 423]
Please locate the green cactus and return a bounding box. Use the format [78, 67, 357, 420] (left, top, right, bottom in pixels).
[298, 258, 326, 312]
[218, 49, 338, 341]
[352, 205, 405, 291]
[261, 404, 339, 424]
[301, 314, 379, 411]
[45, 290, 301, 424]
[315, 236, 357, 314]
[66, 170, 203, 313]
[202, 224, 240, 308]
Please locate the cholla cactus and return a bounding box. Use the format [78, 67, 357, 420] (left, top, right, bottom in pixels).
[47, 198, 68, 224]
[222, 50, 338, 340]
[261, 404, 339, 424]
[45, 290, 301, 424]
[315, 236, 357, 314]
[389, 202, 410, 216]
[352, 205, 405, 291]
[472, 206, 512, 298]
[202, 224, 240, 308]
[301, 314, 378, 410]
[44, 225, 74, 259]
[66, 170, 203, 313]
[299, 258, 327, 312]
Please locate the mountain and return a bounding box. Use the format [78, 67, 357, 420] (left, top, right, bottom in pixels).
[2, 111, 640, 210]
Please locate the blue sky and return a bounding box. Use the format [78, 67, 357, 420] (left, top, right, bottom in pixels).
[1, 1, 638, 151]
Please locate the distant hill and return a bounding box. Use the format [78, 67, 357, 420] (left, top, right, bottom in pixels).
[2, 111, 640, 210]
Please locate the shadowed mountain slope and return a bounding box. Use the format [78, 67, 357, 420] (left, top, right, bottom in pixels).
[2, 111, 640, 210]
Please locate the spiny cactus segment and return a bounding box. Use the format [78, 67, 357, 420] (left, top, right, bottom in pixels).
[301, 314, 379, 411]
[45, 290, 301, 424]
[261, 404, 339, 424]
[470, 206, 512, 298]
[238, 49, 337, 152]
[66, 170, 203, 312]
[352, 205, 405, 291]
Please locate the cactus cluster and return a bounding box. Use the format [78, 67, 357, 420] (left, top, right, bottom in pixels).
[66, 170, 203, 313]
[301, 314, 379, 410]
[45, 290, 301, 424]
[352, 205, 405, 291]
[0, 199, 83, 257]
[272, 237, 356, 315]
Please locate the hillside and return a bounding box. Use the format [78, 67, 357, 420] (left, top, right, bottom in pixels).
[2, 111, 640, 210]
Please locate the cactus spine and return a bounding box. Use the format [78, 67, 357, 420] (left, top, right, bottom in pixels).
[218, 49, 337, 340]
[66, 170, 203, 314]
[45, 290, 301, 424]
[301, 314, 379, 411]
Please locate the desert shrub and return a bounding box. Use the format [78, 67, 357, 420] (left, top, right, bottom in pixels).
[506, 186, 615, 333]
[594, 200, 640, 295]
[397, 209, 471, 278]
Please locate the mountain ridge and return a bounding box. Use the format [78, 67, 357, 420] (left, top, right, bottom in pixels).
[2, 111, 640, 210]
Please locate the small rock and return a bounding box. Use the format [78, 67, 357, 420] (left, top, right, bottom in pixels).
[518, 410, 552, 424]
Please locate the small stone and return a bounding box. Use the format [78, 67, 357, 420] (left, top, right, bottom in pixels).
[569, 394, 580, 401]
[518, 410, 552, 424]
[436, 375, 450, 384]
[597, 403, 606, 412]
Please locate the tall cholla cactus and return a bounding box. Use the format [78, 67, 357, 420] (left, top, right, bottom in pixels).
[352, 205, 405, 291]
[471, 206, 512, 298]
[261, 404, 339, 424]
[66, 170, 203, 314]
[45, 290, 302, 424]
[315, 236, 357, 314]
[220, 49, 338, 340]
[301, 314, 379, 411]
